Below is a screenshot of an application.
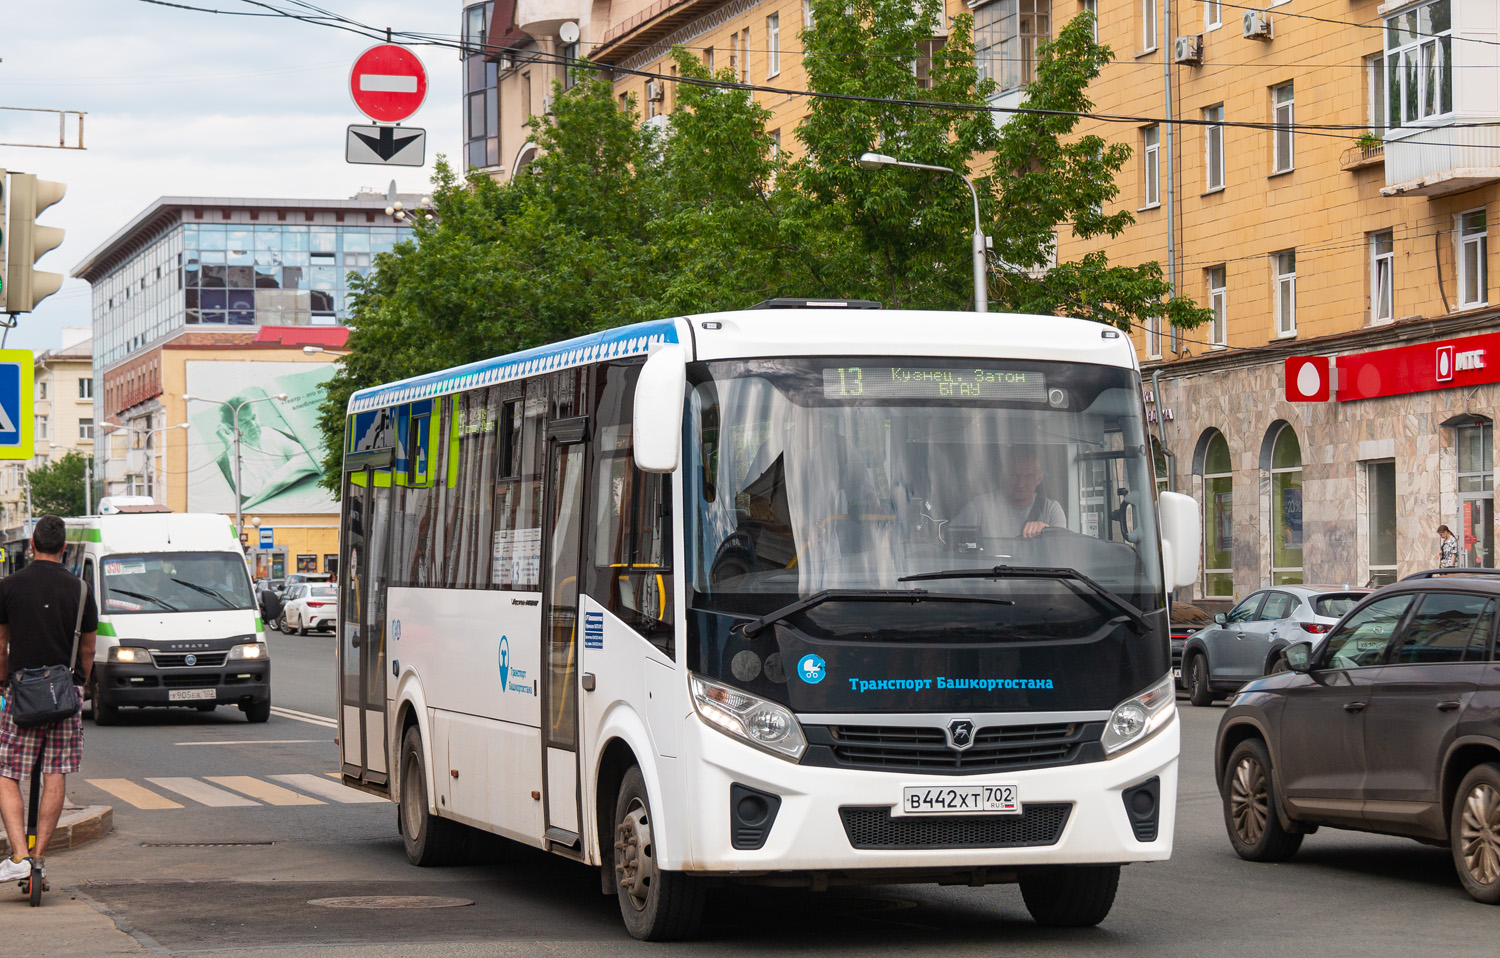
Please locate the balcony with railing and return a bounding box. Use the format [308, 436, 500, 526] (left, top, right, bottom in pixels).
[1381, 123, 1500, 197]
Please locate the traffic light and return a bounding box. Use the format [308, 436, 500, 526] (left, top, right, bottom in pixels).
[2, 172, 66, 314]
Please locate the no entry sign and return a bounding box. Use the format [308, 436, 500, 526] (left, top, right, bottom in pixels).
[349, 44, 428, 123]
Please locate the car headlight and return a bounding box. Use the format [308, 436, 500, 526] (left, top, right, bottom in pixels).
[690, 673, 806, 761]
[1101, 674, 1176, 756]
[108, 646, 145, 663]
[229, 642, 268, 660]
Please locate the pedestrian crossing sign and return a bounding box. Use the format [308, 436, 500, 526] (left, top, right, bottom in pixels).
[0, 350, 33, 461]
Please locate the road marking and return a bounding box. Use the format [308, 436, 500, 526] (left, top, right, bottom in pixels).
[207, 775, 325, 806]
[270, 705, 337, 728]
[87, 779, 183, 810]
[269, 773, 387, 804]
[147, 777, 259, 807]
[173, 740, 324, 746]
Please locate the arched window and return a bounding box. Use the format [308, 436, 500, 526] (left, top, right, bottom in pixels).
[1270, 424, 1303, 584]
[1203, 432, 1232, 597]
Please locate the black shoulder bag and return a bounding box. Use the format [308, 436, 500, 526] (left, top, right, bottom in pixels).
[8, 580, 88, 728]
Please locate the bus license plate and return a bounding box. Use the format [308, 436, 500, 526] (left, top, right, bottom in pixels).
[168, 688, 217, 702]
[901, 785, 1020, 815]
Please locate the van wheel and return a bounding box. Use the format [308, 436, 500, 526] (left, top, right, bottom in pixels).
[242, 699, 271, 723]
[1223, 738, 1303, 861]
[1019, 864, 1119, 927]
[1451, 762, 1500, 904]
[92, 678, 119, 727]
[400, 726, 463, 866]
[614, 765, 704, 941]
[1187, 653, 1214, 707]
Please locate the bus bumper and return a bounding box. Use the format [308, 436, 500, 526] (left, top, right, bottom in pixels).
[94, 659, 271, 709]
[675, 709, 1179, 874]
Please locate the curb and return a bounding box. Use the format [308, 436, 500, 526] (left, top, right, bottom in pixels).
[0, 804, 112, 858]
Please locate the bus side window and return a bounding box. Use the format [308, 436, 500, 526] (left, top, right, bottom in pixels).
[83, 558, 96, 597]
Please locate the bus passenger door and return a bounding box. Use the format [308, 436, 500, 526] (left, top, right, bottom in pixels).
[340, 466, 391, 791]
[541, 417, 589, 851]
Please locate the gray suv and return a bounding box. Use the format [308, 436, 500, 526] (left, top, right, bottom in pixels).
[1214, 571, 1500, 903]
[1181, 585, 1367, 706]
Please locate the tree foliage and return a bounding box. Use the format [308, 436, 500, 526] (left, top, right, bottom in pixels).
[317, 2, 1208, 491]
[29, 451, 88, 518]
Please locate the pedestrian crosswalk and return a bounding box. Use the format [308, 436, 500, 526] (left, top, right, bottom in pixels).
[87, 772, 386, 809]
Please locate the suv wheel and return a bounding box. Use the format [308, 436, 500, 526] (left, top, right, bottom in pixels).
[1451, 762, 1500, 904]
[1187, 653, 1214, 707]
[1222, 738, 1302, 862]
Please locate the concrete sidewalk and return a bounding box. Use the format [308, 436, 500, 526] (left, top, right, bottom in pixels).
[0, 885, 148, 955]
[0, 804, 113, 859]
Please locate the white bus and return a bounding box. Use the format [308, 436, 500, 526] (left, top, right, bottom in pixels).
[336, 303, 1200, 939]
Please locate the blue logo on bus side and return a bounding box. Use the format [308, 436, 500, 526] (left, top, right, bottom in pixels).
[498, 636, 510, 692]
[797, 654, 827, 684]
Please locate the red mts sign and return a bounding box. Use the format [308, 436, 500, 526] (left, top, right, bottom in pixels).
[1335, 331, 1500, 402]
[349, 44, 428, 123]
[1284, 356, 1332, 402]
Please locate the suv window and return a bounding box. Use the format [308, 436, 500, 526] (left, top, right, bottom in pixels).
[1258, 592, 1295, 621]
[1322, 593, 1415, 669]
[1391, 593, 1494, 665]
[1313, 593, 1363, 618]
[1227, 593, 1265, 624]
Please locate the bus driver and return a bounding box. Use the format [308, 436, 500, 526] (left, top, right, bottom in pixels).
[952, 446, 1065, 540]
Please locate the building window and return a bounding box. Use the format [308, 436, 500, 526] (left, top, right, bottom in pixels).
[1366, 54, 1387, 132]
[1142, 0, 1157, 51]
[79, 377, 94, 400]
[37, 381, 47, 401]
[740, 29, 749, 83]
[767, 14, 780, 77]
[1203, 431, 1233, 597]
[562, 42, 580, 89]
[1370, 230, 1395, 324]
[802, 0, 814, 29]
[1272, 82, 1294, 173]
[703, 46, 714, 74]
[1081, 0, 1098, 41]
[1459, 209, 1489, 309]
[1457, 420, 1494, 568]
[1384, 0, 1452, 131]
[975, 0, 1052, 95]
[462, 2, 499, 171]
[1204, 104, 1224, 191]
[1207, 266, 1227, 346]
[1367, 460, 1397, 587]
[1270, 424, 1303, 585]
[1273, 250, 1296, 336]
[79, 418, 94, 441]
[1146, 313, 1161, 360]
[1204, 0, 1221, 29]
[1142, 124, 1160, 208]
[37, 416, 48, 440]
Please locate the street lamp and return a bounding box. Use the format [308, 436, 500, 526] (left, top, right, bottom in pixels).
[182, 393, 288, 547]
[99, 420, 189, 505]
[856, 152, 989, 313]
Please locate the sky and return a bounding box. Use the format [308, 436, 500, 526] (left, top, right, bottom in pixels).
[1, 0, 462, 355]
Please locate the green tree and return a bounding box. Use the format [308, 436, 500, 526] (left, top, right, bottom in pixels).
[28, 451, 88, 518]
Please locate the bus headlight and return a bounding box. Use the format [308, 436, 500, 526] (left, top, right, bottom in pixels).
[690, 673, 806, 761]
[229, 643, 268, 660]
[1102, 674, 1176, 755]
[108, 646, 145, 663]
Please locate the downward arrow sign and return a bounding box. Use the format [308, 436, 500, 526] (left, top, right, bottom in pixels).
[352, 126, 422, 160]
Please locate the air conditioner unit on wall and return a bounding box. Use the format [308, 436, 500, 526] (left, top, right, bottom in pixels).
[1242, 10, 1272, 40]
[1173, 34, 1203, 65]
[541, 94, 555, 115]
[646, 79, 665, 103]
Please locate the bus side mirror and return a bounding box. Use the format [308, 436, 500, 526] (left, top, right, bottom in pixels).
[1157, 491, 1201, 592]
[633, 344, 687, 474]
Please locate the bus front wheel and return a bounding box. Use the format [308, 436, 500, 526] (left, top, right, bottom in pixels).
[1018, 864, 1119, 927]
[399, 727, 463, 866]
[613, 765, 704, 941]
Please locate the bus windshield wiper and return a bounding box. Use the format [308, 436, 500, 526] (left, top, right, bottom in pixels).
[740, 588, 1013, 638]
[171, 578, 235, 608]
[898, 566, 1150, 634]
[106, 588, 181, 612]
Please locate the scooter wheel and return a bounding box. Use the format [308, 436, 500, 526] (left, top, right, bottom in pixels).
[28, 873, 42, 906]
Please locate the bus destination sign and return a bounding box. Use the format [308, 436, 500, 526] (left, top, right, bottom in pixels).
[823, 366, 1047, 401]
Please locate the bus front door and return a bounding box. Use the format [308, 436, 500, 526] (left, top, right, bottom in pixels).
[340, 466, 391, 793]
[541, 417, 589, 852]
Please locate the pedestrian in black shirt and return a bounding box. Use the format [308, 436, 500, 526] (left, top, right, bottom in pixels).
[0, 516, 99, 883]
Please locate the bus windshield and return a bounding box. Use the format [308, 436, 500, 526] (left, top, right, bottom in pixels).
[101, 552, 256, 614]
[686, 357, 1164, 644]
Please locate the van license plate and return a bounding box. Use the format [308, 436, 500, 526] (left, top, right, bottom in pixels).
[901, 785, 1020, 815]
[168, 689, 217, 702]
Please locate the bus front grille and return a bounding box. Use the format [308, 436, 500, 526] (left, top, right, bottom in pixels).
[150, 652, 229, 668]
[807, 722, 1104, 774]
[839, 804, 1071, 850]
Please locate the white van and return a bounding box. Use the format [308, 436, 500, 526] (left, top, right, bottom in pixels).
[64, 513, 271, 724]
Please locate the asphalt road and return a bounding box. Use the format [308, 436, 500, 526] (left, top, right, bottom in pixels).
[5, 633, 1493, 956]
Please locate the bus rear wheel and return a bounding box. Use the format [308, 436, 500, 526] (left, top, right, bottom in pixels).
[613, 765, 704, 941]
[399, 726, 463, 866]
[1018, 864, 1120, 927]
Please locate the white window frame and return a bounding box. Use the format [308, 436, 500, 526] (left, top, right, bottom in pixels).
[79, 418, 94, 441]
[1204, 0, 1221, 30]
[37, 380, 47, 401]
[802, 0, 814, 29]
[740, 29, 749, 83]
[1204, 104, 1224, 192]
[1370, 230, 1394, 324]
[1272, 83, 1294, 174]
[79, 377, 94, 400]
[1207, 266, 1227, 346]
[37, 416, 48, 440]
[767, 14, 780, 78]
[1366, 459, 1398, 587]
[1142, 125, 1161, 209]
[1082, 0, 1098, 41]
[1146, 314, 1162, 360]
[1458, 209, 1489, 309]
[1366, 53, 1387, 132]
[1274, 250, 1297, 337]
[1383, 0, 1453, 134]
[1142, 0, 1157, 51]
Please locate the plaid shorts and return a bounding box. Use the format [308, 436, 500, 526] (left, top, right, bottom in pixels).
[0, 689, 85, 779]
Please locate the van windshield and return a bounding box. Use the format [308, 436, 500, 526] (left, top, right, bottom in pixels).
[101, 552, 256, 614]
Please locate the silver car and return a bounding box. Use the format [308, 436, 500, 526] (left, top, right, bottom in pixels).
[1180, 585, 1368, 706]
